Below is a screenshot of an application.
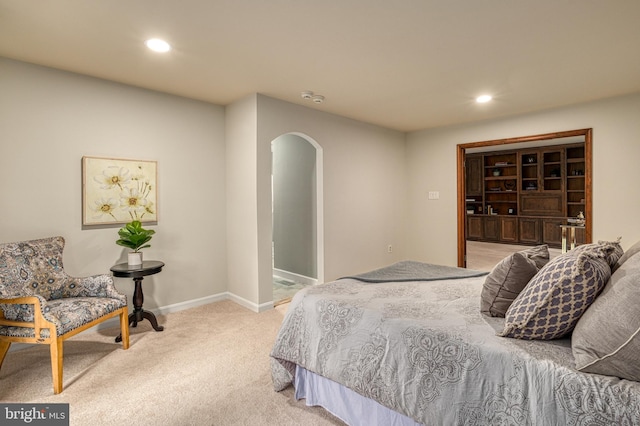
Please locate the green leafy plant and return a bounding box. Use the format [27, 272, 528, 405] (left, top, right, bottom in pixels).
[116, 220, 155, 252]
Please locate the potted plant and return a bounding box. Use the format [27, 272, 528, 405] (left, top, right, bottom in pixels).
[116, 220, 155, 266]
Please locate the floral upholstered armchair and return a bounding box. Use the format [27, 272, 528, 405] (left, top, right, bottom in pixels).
[0, 236, 129, 394]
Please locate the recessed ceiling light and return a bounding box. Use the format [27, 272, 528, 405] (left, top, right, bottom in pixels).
[145, 38, 171, 53]
[476, 95, 492, 103]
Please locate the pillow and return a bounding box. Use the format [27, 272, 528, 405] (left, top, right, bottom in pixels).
[521, 244, 550, 269]
[572, 239, 623, 269]
[612, 239, 640, 272]
[499, 245, 611, 340]
[572, 253, 640, 381]
[480, 245, 549, 317]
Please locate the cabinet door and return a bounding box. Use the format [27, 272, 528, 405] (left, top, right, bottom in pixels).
[542, 218, 564, 247]
[467, 216, 484, 240]
[465, 155, 483, 196]
[520, 193, 564, 217]
[519, 218, 541, 244]
[483, 216, 500, 241]
[500, 217, 518, 243]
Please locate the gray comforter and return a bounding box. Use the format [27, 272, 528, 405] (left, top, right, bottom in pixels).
[270, 274, 640, 425]
[339, 260, 488, 283]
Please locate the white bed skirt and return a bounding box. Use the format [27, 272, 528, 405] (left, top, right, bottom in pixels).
[294, 365, 423, 426]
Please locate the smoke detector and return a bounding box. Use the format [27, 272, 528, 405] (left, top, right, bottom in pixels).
[301, 90, 325, 104]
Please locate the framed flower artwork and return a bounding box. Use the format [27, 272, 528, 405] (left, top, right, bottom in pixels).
[82, 156, 158, 225]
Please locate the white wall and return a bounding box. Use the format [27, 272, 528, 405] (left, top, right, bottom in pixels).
[5, 57, 638, 316]
[225, 95, 408, 309]
[224, 94, 261, 309]
[257, 95, 407, 290]
[0, 59, 407, 314]
[405, 92, 640, 266]
[0, 58, 228, 311]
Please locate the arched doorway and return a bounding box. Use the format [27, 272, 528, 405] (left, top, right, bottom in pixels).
[271, 133, 324, 303]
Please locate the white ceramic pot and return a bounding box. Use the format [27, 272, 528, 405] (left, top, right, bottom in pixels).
[128, 252, 143, 266]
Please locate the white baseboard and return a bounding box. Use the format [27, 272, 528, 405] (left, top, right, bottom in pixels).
[273, 268, 317, 286]
[7, 292, 273, 352]
[226, 292, 274, 313]
[154, 292, 229, 316]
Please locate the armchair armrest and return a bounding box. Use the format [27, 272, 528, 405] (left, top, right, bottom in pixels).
[64, 274, 127, 304]
[0, 296, 57, 342]
[0, 295, 48, 322]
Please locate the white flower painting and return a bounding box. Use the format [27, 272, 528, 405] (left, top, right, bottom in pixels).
[82, 156, 157, 225]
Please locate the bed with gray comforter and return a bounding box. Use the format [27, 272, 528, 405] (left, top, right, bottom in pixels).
[270, 261, 640, 425]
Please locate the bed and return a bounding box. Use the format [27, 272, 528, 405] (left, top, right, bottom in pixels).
[270, 249, 640, 425]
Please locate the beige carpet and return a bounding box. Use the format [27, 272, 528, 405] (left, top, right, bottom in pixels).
[0, 301, 343, 426]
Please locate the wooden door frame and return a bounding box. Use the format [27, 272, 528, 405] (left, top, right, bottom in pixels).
[456, 128, 592, 267]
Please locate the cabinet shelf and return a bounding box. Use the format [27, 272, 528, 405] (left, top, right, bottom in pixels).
[485, 176, 516, 180]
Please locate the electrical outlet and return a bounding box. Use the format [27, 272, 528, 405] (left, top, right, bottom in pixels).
[387, 245, 393, 253]
[428, 191, 440, 200]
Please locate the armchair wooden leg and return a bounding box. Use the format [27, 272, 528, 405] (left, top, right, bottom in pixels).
[119, 308, 130, 350]
[50, 338, 63, 394]
[0, 341, 10, 370]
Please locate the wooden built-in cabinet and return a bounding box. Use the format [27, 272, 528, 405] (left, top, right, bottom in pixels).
[465, 142, 586, 248]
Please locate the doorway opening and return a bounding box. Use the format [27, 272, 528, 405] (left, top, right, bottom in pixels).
[456, 129, 592, 269]
[271, 133, 324, 304]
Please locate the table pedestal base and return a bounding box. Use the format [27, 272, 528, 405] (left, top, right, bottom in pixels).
[115, 276, 164, 342]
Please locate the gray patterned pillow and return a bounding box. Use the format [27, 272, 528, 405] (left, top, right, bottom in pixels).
[499, 246, 611, 340]
[480, 245, 549, 317]
[572, 239, 623, 269]
[572, 252, 640, 381]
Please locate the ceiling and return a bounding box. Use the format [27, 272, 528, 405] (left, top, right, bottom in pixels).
[1, 1, 639, 132]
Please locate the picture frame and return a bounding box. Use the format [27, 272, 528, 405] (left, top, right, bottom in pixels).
[82, 156, 158, 225]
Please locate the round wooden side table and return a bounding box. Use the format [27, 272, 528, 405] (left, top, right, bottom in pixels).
[111, 260, 165, 342]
